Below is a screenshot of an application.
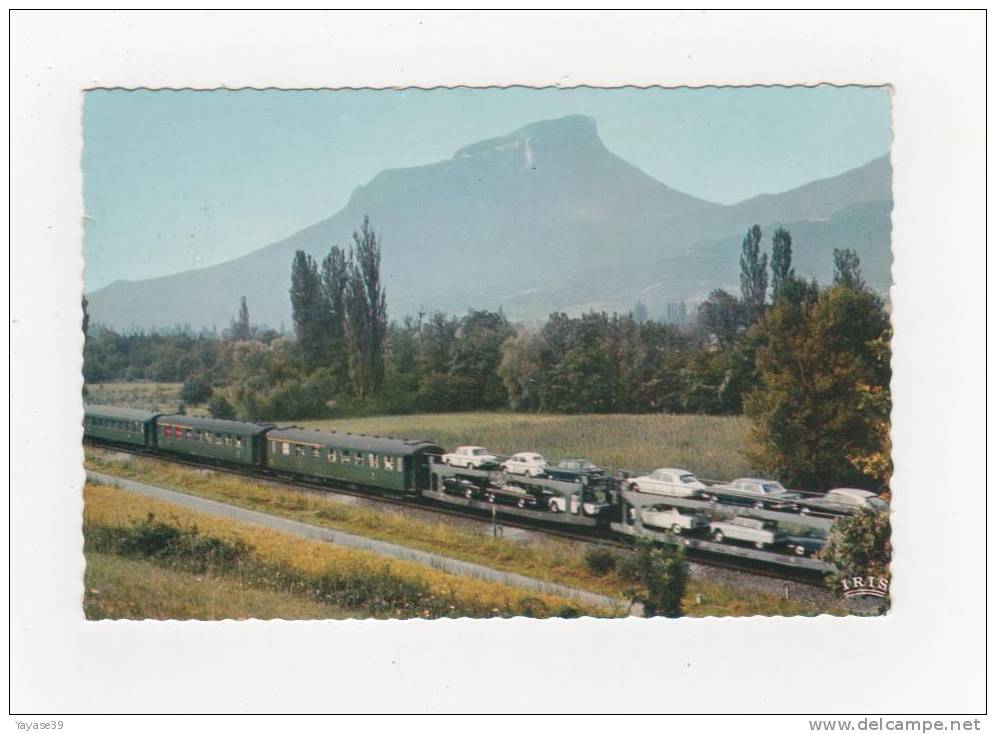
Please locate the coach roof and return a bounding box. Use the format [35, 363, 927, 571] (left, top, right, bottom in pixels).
[84, 404, 162, 422]
[158, 414, 272, 435]
[268, 427, 442, 456]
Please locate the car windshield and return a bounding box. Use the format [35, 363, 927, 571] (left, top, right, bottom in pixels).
[472, 449, 488, 456]
[761, 483, 785, 494]
[679, 474, 698, 484]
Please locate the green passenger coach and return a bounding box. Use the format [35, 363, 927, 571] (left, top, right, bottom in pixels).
[266, 427, 443, 493]
[156, 414, 271, 466]
[83, 405, 161, 447]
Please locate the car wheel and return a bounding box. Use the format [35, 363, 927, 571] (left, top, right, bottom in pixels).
[548, 499, 560, 513]
[800, 507, 811, 515]
[516, 498, 526, 509]
[712, 529, 725, 543]
[464, 488, 474, 499]
[754, 501, 765, 509]
[794, 545, 806, 556]
[671, 524, 682, 535]
[754, 541, 765, 550]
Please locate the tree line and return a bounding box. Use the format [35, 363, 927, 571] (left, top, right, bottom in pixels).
[83, 216, 891, 491]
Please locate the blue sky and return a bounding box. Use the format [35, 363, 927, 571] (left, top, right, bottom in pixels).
[83, 86, 891, 292]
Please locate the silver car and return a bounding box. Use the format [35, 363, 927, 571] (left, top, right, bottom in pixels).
[798, 488, 890, 517]
[710, 516, 788, 549]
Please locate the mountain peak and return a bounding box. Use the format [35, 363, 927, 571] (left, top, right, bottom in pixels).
[454, 114, 602, 160]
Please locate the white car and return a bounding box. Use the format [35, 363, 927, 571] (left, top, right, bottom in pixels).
[628, 468, 706, 498]
[441, 445, 499, 469]
[640, 506, 709, 535]
[710, 517, 788, 549]
[502, 452, 548, 477]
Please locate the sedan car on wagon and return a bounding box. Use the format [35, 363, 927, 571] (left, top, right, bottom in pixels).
[628, 468, 706, 498]
[797, 488, 890, 517]
[640, 506, 709, 535]
[709, 517, 788, 550]
[707, 477, 802, 510]
[544, 458, 607, 483]
[501, 452, 549, 478]
[441, 445, 499, 470]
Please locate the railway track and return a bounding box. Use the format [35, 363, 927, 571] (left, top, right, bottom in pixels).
[84, 439, 830, 588]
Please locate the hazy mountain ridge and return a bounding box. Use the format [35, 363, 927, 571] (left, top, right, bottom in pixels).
[87, 115, 891, 331]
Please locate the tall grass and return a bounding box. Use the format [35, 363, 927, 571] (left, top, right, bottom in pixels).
[84, 482, 613, 619]
[301, 412, 752, 480]
[85, 552, 359, 621]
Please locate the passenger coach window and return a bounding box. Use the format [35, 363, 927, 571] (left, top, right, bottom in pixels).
[383, 456, 394, 470]
[369, 453, 378, 468]
[311, 447, 321, 459]
[281, 442, 290, 456]
[328, 449, 337, 463]
[355, 451, 365, 467]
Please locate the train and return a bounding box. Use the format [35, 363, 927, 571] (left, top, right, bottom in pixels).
[82, 404, 836, 575]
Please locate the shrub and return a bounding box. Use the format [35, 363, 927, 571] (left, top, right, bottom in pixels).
[621, 539, 689, 618]
[208, 395, 237, 420]
[819, 508, 891, 593]
[180, 374, 214, 405]
[85, 513, 252, 575]
[584, 546, 619, 576]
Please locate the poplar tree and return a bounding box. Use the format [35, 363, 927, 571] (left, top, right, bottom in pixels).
[739, 224, 768, 323]
[833, 248, 866, 290]
[230, 295, 252, 341]
[770, 227, 794, 300]
[321, 245, 350, 383]
[289, 251, 328, 366]
[343, 217, 388, 399]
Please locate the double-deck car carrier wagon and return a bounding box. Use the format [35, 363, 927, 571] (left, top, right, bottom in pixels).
[266, 427, 443, 493]
[156, 414, 270, 466]
[83, 405, 161, 448]
[426, 458, 613, 527]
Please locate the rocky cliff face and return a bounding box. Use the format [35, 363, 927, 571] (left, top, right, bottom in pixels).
[87, 115, 891, 330]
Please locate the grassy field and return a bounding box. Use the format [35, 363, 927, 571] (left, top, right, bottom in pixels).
[84, 482, 610, 619]
[301, 412, 752, 480]
[85, 552, 359, 620]
[85, 450, 841, 617]
[85, 382, 189, 413]
[84, 386, 751, 479]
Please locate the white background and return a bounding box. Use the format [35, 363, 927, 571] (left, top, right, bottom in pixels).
[8, 10, 989, 717]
